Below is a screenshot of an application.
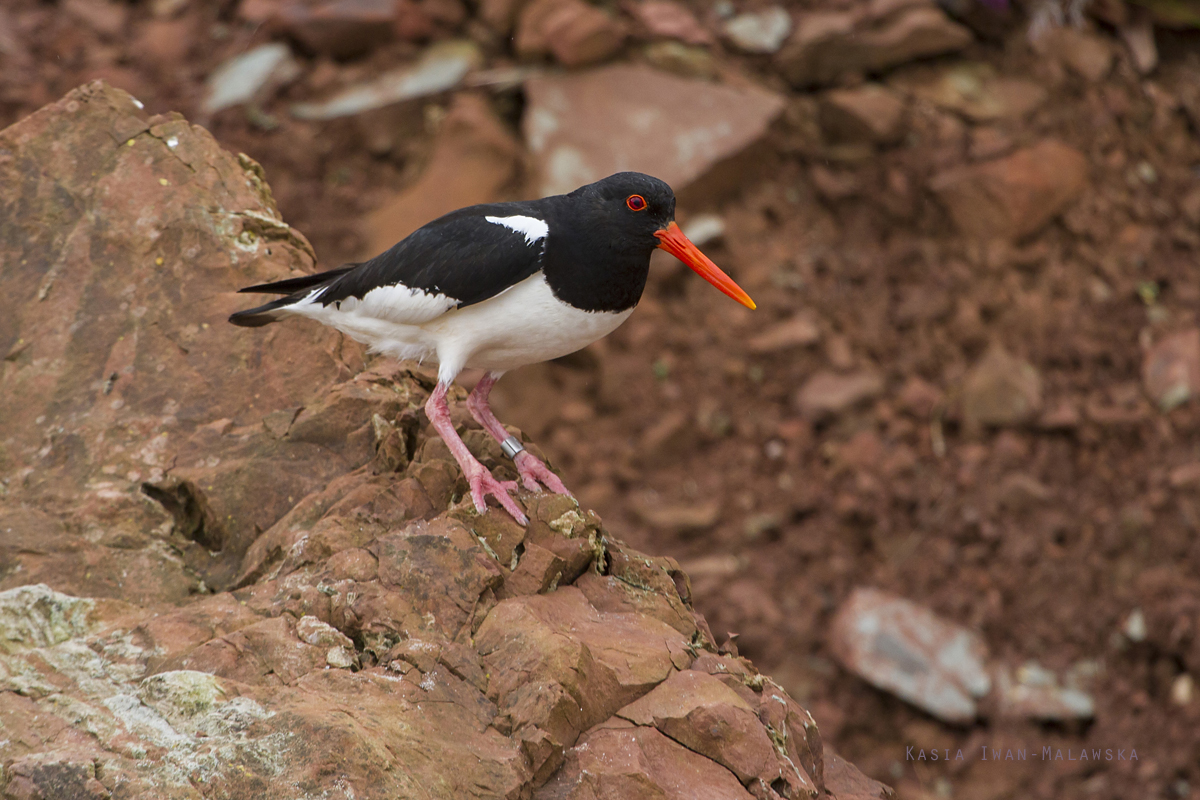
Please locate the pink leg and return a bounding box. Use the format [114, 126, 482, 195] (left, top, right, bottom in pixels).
[425, 381, 528, 525]
[465, 371, 572, 497]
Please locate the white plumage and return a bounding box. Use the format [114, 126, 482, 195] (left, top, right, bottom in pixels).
[484, 215, 550, 247]
[281, 272, 631, 383]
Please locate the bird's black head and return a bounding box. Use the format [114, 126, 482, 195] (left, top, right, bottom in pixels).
[543, 171, 755, 313]
[569, 172, 677, 251]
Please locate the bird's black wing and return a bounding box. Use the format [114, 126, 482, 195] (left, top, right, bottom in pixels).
[318, 207, 548, 309]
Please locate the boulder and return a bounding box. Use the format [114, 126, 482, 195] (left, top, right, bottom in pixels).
[0, 80, 365, 599]
[0, 82, 891, 800]
[523, 64, 785, 197]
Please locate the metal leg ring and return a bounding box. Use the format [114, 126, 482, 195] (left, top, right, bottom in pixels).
[500, 436, 525, 460]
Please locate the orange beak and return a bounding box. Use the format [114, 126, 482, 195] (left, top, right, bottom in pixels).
[654, 222, 756, 310]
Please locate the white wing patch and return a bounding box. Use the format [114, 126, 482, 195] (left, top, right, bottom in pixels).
[290, 282, 457, 327]
[485, 215, 549, 247]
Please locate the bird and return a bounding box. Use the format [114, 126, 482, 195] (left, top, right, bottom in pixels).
[230, 172, 755, 525]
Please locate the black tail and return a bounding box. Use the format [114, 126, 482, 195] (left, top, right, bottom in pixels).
[228, 296, 302, 327]
[229, 264, 359, 327]
[236, 265, 357, 294]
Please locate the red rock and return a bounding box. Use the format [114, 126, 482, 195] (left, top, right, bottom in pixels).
[499, 542, 568, 597]
[901, 63, 1046, 122]
[961, 344, 1042, 428]
[830, 588, 990, 724]
[524, 64, 784, 197]
[824, 750, 895, 799]
[275, 0, 396, 58]
[1033, 26, 1113, 82]
[0, 82, 362, 601]
[133, 18, 194, 66]
[819, 84, 907, 145]
[537, 723, 756, 799]
[63, 0, 129, 38]
[1169, 462, 1200, 489]
[1142, 328, 1200, 411]
[367, 518, 504, 639]
[625, 0, 713, 45]
[794, 370, 884, 418]
[616, 670, 780, 785]
[182, 616, 328, 685]
[896, 376, 944, 418]
[137, 592, 264, 672]
[477, 587, 690, 732]
[747, 310, 821, 353]
[776, 1, 971, 87]
[575, 545, 696, 638]
[367, 92, 521, 254]
[516, 0, 628, 67]
[632, 497, 721, 532]
[929, 140, 1088, 241]
[478, 0, 526, 33]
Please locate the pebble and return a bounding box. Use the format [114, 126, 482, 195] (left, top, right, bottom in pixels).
[722, 7, 791, 54]
[830, 588, 991, 723]
[1122, 608, 1147, 642]
[961, 345, 1042, 428]
[794, 370, 883, 418]
[993, 661, 1095, 721]
[203, 43, 301, 114]
[1142, 328, 1200, 412]
[291, 40, 481, 120]
[626, 0, 713, 45]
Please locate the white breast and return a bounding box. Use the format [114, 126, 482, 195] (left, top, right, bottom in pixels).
[428, 273, 632, 380]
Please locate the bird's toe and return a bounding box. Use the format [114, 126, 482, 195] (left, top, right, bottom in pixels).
[468, 470, 528, 525]
[514, 452, 572, 496]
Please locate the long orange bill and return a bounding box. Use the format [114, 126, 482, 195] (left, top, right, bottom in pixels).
[654, 222, 756, 310]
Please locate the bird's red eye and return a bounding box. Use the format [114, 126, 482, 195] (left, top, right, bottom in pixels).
[626, 194, 647, 211]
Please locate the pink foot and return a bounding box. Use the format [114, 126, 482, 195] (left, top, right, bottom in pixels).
[464, 460, 528, 525]
[514, 451, 572, 496]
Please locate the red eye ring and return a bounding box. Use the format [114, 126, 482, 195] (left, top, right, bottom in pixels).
[626, 194, 647, 211]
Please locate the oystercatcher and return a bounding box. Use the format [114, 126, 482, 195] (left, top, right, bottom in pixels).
[230, 172, 754, 524]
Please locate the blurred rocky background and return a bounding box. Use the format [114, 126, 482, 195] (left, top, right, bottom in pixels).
[1, 0, 1199, 796]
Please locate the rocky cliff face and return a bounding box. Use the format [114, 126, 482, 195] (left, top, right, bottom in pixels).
[0, 82, 892, 800]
